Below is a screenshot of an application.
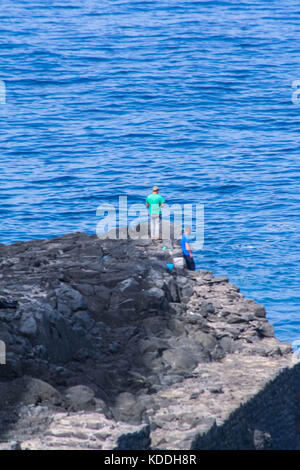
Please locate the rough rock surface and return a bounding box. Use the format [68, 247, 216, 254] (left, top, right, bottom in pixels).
[0, 230, 298, 449]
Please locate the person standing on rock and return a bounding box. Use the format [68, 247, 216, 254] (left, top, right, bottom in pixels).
[181, 227, 196, 271]
[146, 186, 165, 240]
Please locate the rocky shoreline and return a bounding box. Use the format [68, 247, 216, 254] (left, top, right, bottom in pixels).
[0, 229, 298, 450]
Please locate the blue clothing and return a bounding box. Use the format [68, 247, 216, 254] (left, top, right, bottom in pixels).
[183, 253, 196, 271]
[181, 234, 191, 256]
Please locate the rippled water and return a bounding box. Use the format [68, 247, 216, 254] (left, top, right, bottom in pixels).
[0, 0, 299, 346]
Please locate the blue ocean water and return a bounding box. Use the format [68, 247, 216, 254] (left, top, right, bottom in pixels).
[0, 0, 299, 347]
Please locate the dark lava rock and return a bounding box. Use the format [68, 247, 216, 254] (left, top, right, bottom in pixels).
[64, 385, 98, 411]
[0, 229, 290, 447]
[0, 376, 62, 408]
[162, 348, 199, 373]
[0, 298, 18, 309]
[253, 429, 273, 450]
[112, 392, 146, 424]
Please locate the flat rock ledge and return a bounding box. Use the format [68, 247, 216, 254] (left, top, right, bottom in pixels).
[0, 231, 299, 450]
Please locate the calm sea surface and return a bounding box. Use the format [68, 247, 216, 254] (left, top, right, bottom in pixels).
[0, 0, 299, 347]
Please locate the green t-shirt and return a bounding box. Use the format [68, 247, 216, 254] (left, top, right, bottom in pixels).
[146, 193, 165, 214]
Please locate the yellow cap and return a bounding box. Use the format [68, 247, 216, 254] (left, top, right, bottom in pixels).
[152, 186, 159, 191]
